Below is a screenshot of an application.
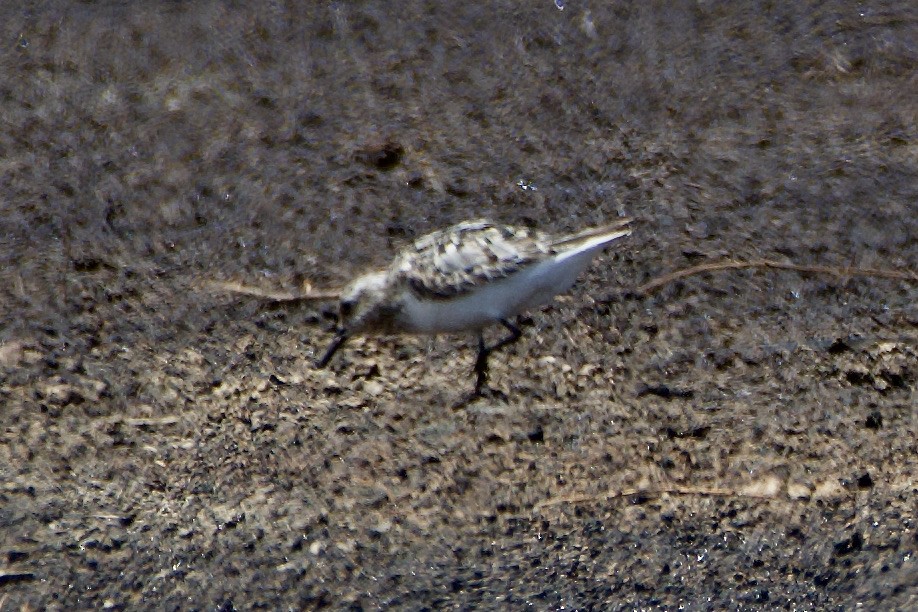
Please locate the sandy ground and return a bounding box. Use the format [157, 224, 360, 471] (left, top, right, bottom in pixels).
[1, 1, 916, 609]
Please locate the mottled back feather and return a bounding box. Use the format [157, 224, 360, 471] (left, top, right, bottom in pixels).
[391, 220, 552, 299]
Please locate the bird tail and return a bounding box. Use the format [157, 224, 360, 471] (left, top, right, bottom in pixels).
[550, 218, 633, 252]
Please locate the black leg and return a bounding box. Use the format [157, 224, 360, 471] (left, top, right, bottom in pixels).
[493, 318, 522, 351]
[472, 318, 523, 395]
[474, 333, 489, 394]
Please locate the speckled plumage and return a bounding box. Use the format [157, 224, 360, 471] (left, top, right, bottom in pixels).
[393, 220, 553, 299]
[317, 217, 633, 393]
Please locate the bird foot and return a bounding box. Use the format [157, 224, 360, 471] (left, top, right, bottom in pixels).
[452, 384, 508, 409]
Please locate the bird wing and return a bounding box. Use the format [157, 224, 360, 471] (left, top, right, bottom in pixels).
[392, 220, 551, 299]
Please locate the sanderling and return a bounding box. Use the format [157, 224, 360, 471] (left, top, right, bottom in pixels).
[317, 217, 632, 394]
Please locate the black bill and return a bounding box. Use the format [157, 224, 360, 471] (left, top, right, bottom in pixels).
[315, 330, 348, 368]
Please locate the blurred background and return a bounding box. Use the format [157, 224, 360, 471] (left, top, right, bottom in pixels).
[1, 1, 915, 608]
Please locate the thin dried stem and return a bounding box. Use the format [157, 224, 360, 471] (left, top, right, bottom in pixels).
[203, 279, 340, 302]
[638, 259, 918, 295]
[536, 485, 795, 510]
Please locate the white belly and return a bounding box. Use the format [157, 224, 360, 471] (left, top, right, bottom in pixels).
[397, 249, 596, 334]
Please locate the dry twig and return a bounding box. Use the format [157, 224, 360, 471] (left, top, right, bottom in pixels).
[203, 279, 340, 302]
[536, 484, 789, 510]
[638, 259, 918, 295]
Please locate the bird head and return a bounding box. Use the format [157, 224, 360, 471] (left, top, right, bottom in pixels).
[316, 270, 394, 367]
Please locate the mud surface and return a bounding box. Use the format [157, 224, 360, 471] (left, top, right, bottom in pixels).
[2, 2, 916, 609]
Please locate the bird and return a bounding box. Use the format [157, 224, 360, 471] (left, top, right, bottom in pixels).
[316, 217, 632, 394]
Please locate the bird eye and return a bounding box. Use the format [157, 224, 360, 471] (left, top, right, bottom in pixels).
[340, 300, 355, 318]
